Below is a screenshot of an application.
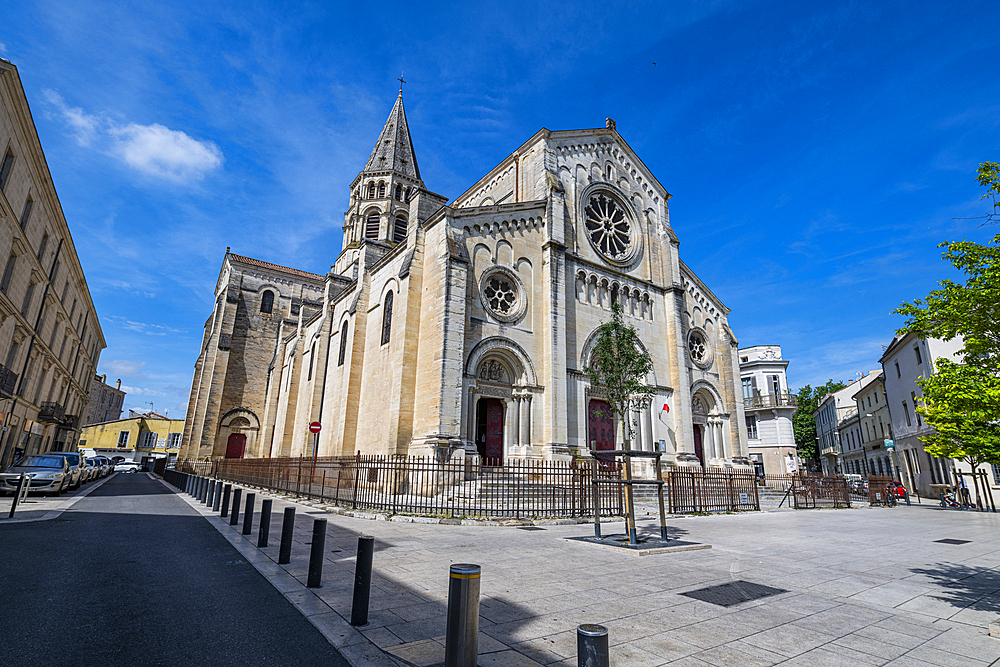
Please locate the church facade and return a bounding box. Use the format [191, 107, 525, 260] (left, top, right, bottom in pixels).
[176, 92, 750, 470]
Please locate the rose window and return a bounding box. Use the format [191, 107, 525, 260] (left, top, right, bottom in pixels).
[584, 193, 635, 263]
[688, 332, 707, 362]
[484, 276, 517, 316]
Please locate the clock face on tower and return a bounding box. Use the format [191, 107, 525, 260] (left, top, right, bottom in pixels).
[583, 191, 639, 266]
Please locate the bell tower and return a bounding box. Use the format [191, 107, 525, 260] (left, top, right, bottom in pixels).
[343, 87, 425, 249]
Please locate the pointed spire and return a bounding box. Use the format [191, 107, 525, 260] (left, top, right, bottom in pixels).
[364, 91, 420, 180]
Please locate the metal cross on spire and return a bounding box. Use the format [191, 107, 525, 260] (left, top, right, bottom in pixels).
[398, 74, 406, 93]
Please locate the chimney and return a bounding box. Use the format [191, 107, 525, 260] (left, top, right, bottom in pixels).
[116, 379, 121, 391]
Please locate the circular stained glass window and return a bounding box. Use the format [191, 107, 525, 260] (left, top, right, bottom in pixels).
[687, 329, 712, 368]
[480, 267, 526, 323]
[584, 192, 638, 265]
[484, 276, 516, 315]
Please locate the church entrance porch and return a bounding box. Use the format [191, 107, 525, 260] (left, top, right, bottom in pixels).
[588, 399, 615, 466]
[476, 398, 505, 465]
[225, 433, 246, 459]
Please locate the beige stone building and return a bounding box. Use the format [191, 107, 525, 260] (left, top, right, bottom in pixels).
[0, 59, 105, 467]
[178, 93, 749, 470]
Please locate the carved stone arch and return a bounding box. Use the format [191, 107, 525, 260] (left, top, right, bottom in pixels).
[378, 276, 401, 302]
[579, 327, 658, 387]
[690, 381, 724, 416]
[465, 337, 537, 387]
[220, 407, 260, 430]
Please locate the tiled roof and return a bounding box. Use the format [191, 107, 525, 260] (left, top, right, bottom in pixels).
[228, 253, 325, 281]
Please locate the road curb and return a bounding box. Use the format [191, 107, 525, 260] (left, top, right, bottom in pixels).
[155, 475, 400, 667]
[0, 472, 120, 524]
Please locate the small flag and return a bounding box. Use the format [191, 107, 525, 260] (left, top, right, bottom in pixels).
[662, 403, 670, 413]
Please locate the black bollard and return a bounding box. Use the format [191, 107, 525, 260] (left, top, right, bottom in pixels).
[184, 474, 191, 494]
[243, 493, 256, 536]
[207, 479, 216, 506]
[307, 518, 327, 588]
[258, 499, 272, 548]
[278, 507, 295, 564]
[577, 624, 609, 667]
[220, 484, 232, 518]
[199, 477, 206, 501]
[216, 482, 227, 512]
[230, 488, 242, 526]
[351, 536, 375, 626]
[444, 564, 480, 667]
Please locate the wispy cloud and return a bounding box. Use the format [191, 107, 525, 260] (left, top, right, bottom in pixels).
[43, 89, 223, 182]
[107, 317, 185, 336]
[103, 359, 148, 377]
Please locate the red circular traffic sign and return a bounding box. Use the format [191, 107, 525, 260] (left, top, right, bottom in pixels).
[309, 421, 322, 434]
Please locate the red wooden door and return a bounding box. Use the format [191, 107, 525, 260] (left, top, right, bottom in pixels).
[483, 399, 504, 464]
[588, 399, 615, 465]
[225, 433, 246, 459]
[693, 425, 704, 466]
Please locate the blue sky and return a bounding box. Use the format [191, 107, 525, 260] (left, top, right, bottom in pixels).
[4, 0, 999, 417]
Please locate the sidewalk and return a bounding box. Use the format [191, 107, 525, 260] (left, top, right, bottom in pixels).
[171, 479, 1000, 666]
[0, 473, 116, 522]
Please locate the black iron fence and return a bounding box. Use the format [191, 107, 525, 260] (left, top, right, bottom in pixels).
[665, 469, 760, 513]
[213, 455, 623, 519]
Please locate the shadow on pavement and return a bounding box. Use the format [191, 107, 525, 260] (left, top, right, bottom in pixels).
[909, 562, 1000, 614]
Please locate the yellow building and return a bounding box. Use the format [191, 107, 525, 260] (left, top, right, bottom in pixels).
[80, 412, 184, 462]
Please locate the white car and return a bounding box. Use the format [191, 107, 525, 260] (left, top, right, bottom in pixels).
[114, 461, 140, 473]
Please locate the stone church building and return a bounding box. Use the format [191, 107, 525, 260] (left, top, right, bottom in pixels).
[177, 92, 750, 470]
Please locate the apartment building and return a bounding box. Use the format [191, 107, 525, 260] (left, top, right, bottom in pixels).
[738, 345, 798, 476]
[0, 59, 105, 466]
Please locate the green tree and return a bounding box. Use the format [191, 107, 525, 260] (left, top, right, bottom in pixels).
[792, 380, 847, 468]
[585, 301, 655, 543]
[584, 302, 655, 449]
[916, 359, 1000, 507]
[977, 161, 1000, 224]
[894, 165, 1000, 500]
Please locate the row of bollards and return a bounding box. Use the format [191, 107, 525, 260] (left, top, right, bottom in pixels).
[179, 476, 608, 666]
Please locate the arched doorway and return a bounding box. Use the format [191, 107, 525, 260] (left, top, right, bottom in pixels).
[693, 424, 704, 466]
[225, 433, 246, 458]
[588, 399, 614, 465]
[476, 398, 504, 464]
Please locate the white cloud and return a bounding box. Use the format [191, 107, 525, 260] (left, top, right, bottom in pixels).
[0, 42, 7, 55]
[109, 122, 223, 182]
[43, 90, 100, 146]
[102, 359, 148, 377]
[43, 89, 223, 183]
[120, 385, 166, 397]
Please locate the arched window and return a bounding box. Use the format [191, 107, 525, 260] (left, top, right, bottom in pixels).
[367, 183, 376, 199]
[365, 211, 380, 239]
[394, 184, 402, 201]
[393, 215, 408, 243]
[338, 321, 348, 366]
[260, 290, 274, 314]
[381, 292, 393, 345]
[377, 182, 386, 198]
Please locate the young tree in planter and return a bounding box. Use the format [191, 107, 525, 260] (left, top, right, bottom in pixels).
[585, 302, 655, 543]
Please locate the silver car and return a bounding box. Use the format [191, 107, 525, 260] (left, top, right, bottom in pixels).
[45, 451, 87, 489]
[0, 455, 70, 495]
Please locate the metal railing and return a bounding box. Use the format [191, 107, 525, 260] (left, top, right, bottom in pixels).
[743, 392, 798, 409]
[0, 363, 17, 397]
[37, 402, 66, 423]
[214, 455, 623, 519]
[664, 469, 760, 513]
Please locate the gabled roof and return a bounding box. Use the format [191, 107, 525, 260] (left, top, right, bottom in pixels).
[228, 252, 325, 282]
[363, 92, 420, 180]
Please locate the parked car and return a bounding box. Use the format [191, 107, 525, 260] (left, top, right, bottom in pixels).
[888, 481, 906, 499]
[93, 456, 112, 477]
[44, 451, 87, 489]
[0, 455, 70, 495]
[85, 458, 101, 481]
[114, 461, 140, 473]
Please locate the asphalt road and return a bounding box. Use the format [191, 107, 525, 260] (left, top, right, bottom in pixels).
[0, 472, 350, 667]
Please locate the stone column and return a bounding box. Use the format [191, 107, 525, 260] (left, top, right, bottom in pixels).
[520, 394, 532, 447]
[467, 391, 477, 448]
[513, 395, 521, 447]
[643, 405, 654, 452]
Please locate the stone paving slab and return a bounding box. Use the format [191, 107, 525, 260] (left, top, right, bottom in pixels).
[166, 478, 1000, 666]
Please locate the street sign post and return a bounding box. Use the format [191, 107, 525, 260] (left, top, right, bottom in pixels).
[310, 422, 322, 472]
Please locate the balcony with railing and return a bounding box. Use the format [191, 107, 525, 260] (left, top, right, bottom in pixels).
[37, 402, 66, 423]
[0, 363, 17, 397]
[744, 392, 798, 410]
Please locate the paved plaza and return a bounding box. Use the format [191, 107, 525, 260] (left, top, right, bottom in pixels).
[174, 478, 1000, 667]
